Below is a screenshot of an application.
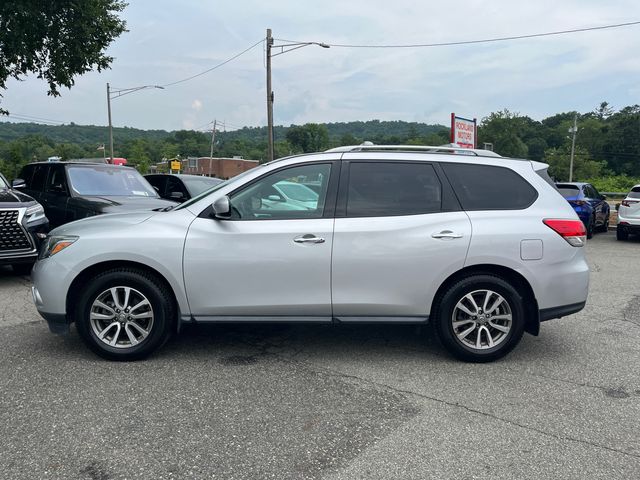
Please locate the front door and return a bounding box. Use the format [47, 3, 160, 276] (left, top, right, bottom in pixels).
[183, 162, 337, 319]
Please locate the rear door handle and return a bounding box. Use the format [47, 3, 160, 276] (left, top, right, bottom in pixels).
[293, 234, 325, 244]
[431, 230, 463, 239]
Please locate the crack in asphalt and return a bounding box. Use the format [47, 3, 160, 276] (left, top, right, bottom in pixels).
[527, 371, 637, 399]
[310, 366, 640, 461]
[235, 334, 640, 461]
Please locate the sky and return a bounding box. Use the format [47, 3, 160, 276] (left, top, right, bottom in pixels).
[3, 0, 640, 132]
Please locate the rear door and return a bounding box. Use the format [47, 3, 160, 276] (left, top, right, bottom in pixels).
[331, 157, 471, 320]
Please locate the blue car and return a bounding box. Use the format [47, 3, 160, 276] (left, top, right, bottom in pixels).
[556, 182, 610, 238]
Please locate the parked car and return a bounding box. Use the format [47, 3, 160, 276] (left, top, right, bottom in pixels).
[31, 145, 589, 363]
[555, 182, 610, 238]
[14, 162, 177, 228]
[616, 184, 640, 241]
[0, 172, 49, 274]
[144, 174, 223, 203]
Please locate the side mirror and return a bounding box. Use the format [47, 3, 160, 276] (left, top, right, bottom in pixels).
[267, 194, 283, 202]
[12, 179, 25, 189]
[212, 195, 231, 219]
[169, 191, 185, 201]
[601, 194, 607, 200]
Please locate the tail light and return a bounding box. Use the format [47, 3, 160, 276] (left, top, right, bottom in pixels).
[569, 200, 587, 206]
[543, 219, 586, 247]
[621, 199, 639, 207]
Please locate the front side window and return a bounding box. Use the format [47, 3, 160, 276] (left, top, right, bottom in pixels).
[28, 165, 48, 192]
[346, 162, 442, 217]
[67, 166, 157, 197]
[229, 163, 331, 220]
[46, 166, 68, 194]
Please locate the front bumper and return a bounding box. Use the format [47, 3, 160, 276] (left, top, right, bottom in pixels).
[32, 286, 71, 334]
[0, 217, 48, 265]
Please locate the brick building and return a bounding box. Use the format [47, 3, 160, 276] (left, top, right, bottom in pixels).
[180, 157, 259, 179]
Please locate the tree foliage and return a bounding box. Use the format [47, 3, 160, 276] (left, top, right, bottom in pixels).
[0, 0, 127, 112]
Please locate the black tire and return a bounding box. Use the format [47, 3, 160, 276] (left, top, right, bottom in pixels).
[616, 227, 629, 241]
[11, 263, 34, 276]
[74, 268, 174, 361]
[586, 216, 595, 239]
[597, 215, 609, 233]
[433, 275, 526, 363]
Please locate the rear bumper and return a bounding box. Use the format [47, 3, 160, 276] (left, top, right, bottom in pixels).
[539, 301, 586, 322]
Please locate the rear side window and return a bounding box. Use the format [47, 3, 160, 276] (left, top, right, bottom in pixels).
[347, 162, 442, 217]
[442, 163, 538, 210]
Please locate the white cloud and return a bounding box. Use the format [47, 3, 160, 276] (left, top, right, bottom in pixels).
[191, 99, 203, 111]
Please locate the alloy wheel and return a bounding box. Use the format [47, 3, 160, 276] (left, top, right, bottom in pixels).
[451, 289, 512, 350]
[89, 286, 154, 349]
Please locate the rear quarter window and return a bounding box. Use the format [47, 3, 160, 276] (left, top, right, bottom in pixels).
[442, 163, 538, 210]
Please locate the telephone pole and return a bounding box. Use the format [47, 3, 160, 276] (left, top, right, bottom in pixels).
[266, 29, 274, 162]
[107, 83, 114, 163]
[569, 113, 578, 182]
[209, 119, 217, 160]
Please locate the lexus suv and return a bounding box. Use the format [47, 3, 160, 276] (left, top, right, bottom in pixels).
[31, 145, 590, 362]
[0, 173, 49, 274]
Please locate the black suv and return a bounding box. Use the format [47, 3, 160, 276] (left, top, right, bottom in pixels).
[0, 172, 49, 274]
[15, 162, 177, 228]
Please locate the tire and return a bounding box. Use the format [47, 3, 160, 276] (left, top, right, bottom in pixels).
[433, 275, 526, 363]
[597, 215, 609, 233]
[586, 216, 595, 239]
[74, 268, 174, 361]
[12, 263, 34, 276]
[616, 227, 629, 241]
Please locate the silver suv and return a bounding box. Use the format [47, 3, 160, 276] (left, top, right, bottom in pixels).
[31, 145, 589, 362]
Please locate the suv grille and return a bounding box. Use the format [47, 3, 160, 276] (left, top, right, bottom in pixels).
[0, 210, 32, 252]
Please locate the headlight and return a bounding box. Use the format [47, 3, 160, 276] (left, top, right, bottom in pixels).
[25, 204, 46, 224]
[39, 235, 78, 260]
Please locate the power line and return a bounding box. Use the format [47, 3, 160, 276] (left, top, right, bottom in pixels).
[4, 114, 63, 125]
[160, 39, 264, 87]
[276, 20, 640, 49]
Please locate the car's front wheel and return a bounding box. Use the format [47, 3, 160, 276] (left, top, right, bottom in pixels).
[433, 275, 526, 362]
[74, 268, 174, 361]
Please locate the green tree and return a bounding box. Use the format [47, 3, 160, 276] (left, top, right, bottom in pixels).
[0, 1, 127, 113]
[478, 110, 529, 158]
[545, 146, 607, 181]
[128, 140, 151, 173]
[285, 123, 329, 153]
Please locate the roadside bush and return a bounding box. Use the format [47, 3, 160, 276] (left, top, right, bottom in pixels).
[584, 175, 640, 194]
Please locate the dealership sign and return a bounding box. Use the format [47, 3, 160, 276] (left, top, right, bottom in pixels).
[450, 114, 477, 149]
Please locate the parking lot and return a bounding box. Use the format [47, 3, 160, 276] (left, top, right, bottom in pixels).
[0, 231, 638, 480]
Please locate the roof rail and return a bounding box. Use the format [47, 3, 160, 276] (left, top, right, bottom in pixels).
[325, 144, 502, 158]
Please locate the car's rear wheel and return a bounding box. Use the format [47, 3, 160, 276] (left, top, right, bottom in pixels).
[616, 227, 629, 241]
[597, 215, 610, 233]
[75, 268, 174, 361]
[433, 275, 526, 362]
[586, 216, 595, 239]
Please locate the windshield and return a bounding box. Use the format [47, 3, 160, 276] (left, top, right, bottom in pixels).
[0, 174, 8, 190]
[180, 176, 223, 196]
[176, 166, 264, 210]
[556, 185, 580, 198]
[276, 182, 318, 202]
[67, 166, 157, 197]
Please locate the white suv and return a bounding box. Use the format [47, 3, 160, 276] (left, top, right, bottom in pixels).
[31, 145, 589, 362]
[616, 184, 640, 240]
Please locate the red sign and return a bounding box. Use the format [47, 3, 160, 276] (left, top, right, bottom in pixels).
[450, 114, 477, 149]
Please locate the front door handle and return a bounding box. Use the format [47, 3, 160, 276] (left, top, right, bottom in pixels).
[293, 234, 325, 244]
[431, 230, 463, 239]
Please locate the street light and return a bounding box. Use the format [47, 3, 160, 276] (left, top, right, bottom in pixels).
[266, 28, 330, 162]
[106, 83, 164, 162]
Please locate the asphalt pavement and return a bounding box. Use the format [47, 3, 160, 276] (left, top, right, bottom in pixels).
[0, 231, 639, 479]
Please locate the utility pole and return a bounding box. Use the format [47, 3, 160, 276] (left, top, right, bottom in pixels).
[266, 28, 274, 162]
[569, 113, 578, 182]
[207, 120, 217, 177]
[107, 83, 114, 163]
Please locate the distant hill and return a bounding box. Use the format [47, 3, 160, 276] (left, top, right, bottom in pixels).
[0, 119, 448, 145]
